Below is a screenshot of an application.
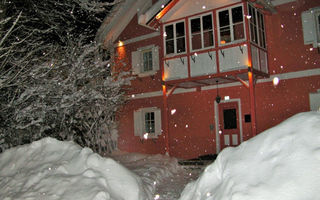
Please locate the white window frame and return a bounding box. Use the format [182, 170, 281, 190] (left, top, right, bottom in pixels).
[131, 45, 159, 77]
[189, 13, 215, 51]
[217, 4, 246, 46]
[302, 7, 320, 48]
[133, 107, 162, 139]
[164, 20, 186, 56]
[248, 3, 266, 49]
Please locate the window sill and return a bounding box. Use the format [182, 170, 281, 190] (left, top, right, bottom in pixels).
[164, 52, 187, 59]
[137, 70, 158, 78]
[218, 39, 246, 47]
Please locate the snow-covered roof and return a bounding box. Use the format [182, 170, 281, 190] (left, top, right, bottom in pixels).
[96, 0, 175, 46]
[138, 0, 171, 26]
[96, 0, 153, 46]
[96, 0, 292, 46]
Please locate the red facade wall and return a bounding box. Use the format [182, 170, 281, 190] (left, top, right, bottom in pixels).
[266, 0, 320, 74]
[114, 0, 320, 159]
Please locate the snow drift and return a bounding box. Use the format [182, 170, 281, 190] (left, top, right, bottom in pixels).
[0, 138, 148, 200]
[180, 111, 320, 200]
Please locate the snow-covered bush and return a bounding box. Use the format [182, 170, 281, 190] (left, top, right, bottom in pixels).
[0, 0, 126, 153]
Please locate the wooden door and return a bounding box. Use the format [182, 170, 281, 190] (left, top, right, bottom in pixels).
[218, 101, 240, 150]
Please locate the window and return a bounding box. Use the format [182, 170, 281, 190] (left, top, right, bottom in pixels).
[223, 109, 237, 129]
[142, 50, 153, 72]
[131, 45, 159, 77]
[190, 14, 214, 50]
[248, 4, 266, 48]
[144, 112, 155, 134]
[302, 7, 320, 48]
[134, 107, 162, 139]
[217, 5, 245, 45]
[164, 21, 186, 55]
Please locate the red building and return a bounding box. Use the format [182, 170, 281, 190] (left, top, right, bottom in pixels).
[97, 0, 320, 159]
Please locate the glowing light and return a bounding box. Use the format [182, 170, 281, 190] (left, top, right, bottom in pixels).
[246, 15, 252, 19]
[310, 47, 314, 51]
[202, 5, 206, 9]
[118, 40, 124, 47]
[185, 124, 189, 128]
[281, 24, 284, 28]
[154, 194, 160, 200]
[220, 40, 226, 44]
[161, 4, 165, 8]
[107, 63, 111, 67]
[224, 96, 230, 100]
[219, 130, 222, 134]
[194, 52, 198, 56]
[131, 94, 135, 98]
[143, 133, 149, 139]
[171, 109, 176, 115]
[273, 77, 280, 86]
[206, 192, 212, 197]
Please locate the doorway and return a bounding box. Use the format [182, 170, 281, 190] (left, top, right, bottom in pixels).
[215, 100, 242, 152]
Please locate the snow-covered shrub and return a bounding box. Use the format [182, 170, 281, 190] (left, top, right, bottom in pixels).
[0, 0, 126, 153]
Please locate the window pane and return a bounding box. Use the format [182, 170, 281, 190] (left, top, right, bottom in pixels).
[233, 23, 244, 40]
[143, 51, 152, 71]
[203, 30, 214, 47]
[192, 33, 202, 50]
[145, 112, 155, 133]
[220, 27, 231, 43]
[191, 18, 201, 33]
[250, 23, 257, 43]
[257, 12, 262, 29]
[223, 109, 237, 129]
[165, 25, 174, 39]
[219, 10, 230, 27]
[232, 6, 243, 24]
[176, 22, 185, 37]
[176, 37, 185, 53]
[166, 40, 174, 54]
[249, 5, 253, 16]
[203, 14, 213, 30]
[318, 15, 320, 31]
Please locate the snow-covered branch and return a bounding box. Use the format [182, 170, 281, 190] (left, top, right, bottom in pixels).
[0, 0, 127, 154]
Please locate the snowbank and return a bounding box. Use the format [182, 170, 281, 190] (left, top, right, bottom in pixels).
[180, 111, 320, 200]
[0, 138, 148, 200]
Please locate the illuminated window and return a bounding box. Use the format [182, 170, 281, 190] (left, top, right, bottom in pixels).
[249, 4, 266, 48]
[217, 5, 245, 45]
[164, 21, 186, 54]
[190, 14, 214, 50]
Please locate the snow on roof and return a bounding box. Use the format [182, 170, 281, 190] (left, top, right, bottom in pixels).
[138, 0, 171, 26]
[0, 138, 148, 200]
[180, 111, 320, 200]
[96, 0, 154, 46]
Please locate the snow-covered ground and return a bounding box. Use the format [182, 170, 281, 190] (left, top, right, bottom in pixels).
[0, 137, 192, 200]
[1, 111, 319, 200]
[180, 111, 320, 200]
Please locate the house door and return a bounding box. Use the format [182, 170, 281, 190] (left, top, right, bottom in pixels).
[218, 101, 240, 150]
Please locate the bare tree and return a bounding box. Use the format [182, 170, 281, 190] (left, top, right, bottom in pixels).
[0, 0, 127, 154]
